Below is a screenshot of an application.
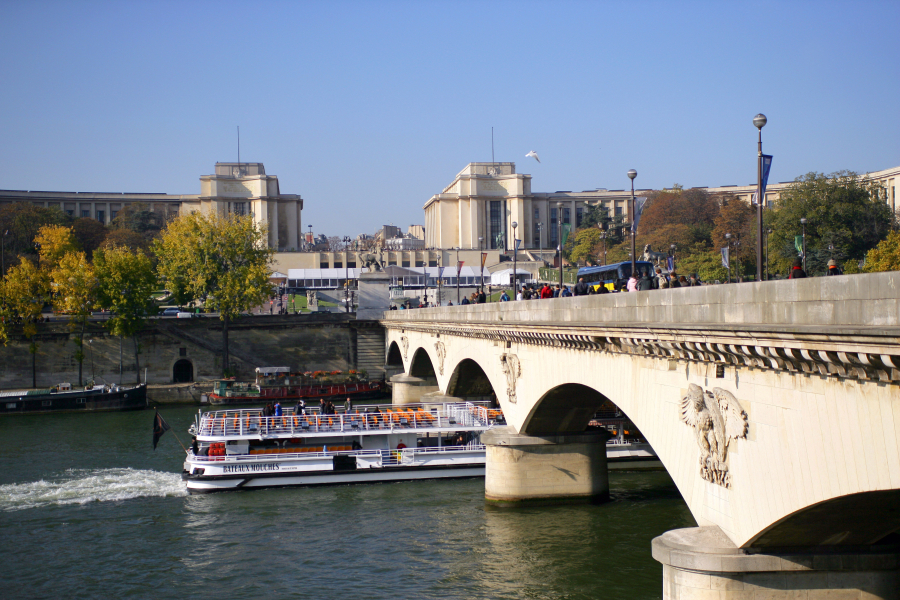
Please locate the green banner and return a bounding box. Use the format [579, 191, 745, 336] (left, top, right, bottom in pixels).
[561, 223, 572, 247]
[794, 235, 804, 254]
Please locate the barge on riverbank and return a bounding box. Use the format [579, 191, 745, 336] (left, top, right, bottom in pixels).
[0, 382, 147, 414]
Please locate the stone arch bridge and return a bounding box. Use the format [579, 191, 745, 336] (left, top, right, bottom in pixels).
[382, 273, 900, 598]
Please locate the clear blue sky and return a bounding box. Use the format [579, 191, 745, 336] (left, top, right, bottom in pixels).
[1, 0, 898, 238]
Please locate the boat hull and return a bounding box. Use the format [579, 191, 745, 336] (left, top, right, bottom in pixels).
[183, 463, 485, 493]
[0, 384, 148, 415]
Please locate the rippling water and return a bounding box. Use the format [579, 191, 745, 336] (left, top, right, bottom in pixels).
[0, 406, 695, 599]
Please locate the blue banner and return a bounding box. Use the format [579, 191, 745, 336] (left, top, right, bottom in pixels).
[667, 256, 674, 272]
[752, 154, 774, 206]
[721, 247, 730, 269]
[631, 196, 648, 233]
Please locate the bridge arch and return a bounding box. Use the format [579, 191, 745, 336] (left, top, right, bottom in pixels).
[386, 341, 403, 369]
[446, 358, 497, 400]
[521, 383, 614, 435]
[408, 347, 437, 382]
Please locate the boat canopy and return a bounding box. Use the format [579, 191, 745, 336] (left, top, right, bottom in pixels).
[255, 367, 291, 375]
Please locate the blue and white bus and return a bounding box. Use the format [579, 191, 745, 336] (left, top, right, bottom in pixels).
[576, 261, 655, 292]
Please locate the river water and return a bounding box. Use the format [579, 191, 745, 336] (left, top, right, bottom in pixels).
[0, 406, 695, 599]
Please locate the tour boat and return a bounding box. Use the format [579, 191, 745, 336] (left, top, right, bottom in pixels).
[206, 367, 387, 405]
[0, 382, 147, 415]
[182, 401, 504, 493]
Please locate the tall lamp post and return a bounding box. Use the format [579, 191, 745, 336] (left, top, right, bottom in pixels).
[754, 114, 767, 282]
[556, 202, 564, 289]
[537, 222, 544, 265]
[670, 243, 676, 268]
[455, 246, 461, 304]
[599, 230, 607, 265]
[627, 169, 638, 277]
[512, 221, 518, 296]
[800, 218, 807, 272]
[725, 233, 733, 283]
[307, 224, 313, 250]
[342, 236, 351, 313]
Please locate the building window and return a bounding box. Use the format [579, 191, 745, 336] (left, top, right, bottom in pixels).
[66, 210, 74, 217]
[563, 208, 570, 225]
[415, 260, 425, 267]
[180, 347, 187, 357]
[401, 260, 410, 267]
[319, 262, 329, 268]
[615, 206, 622, 216]
[533, 208, 541, 246]
[334, 261, 342, 268]
[96, 210, 105, 223]
[232, 202, 247, 216]
[576, 207, 583, 227]
[347, 261, 356, 268]
[428, 260, 437, 267]
[550, 207, 558, 246]
[81, 210, 90, 218]
[489, 201, 502, 249]
[110, 210, 118, 220]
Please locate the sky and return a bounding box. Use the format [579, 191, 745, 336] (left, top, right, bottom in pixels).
[1, 0, 898, 238]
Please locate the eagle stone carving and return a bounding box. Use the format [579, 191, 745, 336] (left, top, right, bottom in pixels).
[681, 384, 748, 488]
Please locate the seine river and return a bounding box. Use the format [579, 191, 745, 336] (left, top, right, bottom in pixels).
[0, 406, 695, 599]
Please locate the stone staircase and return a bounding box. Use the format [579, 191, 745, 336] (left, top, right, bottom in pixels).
[355, 326, 385, 379]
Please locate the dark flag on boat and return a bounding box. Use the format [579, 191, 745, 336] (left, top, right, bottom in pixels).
[152, 410, 171, 450]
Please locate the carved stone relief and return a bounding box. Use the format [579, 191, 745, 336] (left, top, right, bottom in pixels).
[681, 384, 749, 488]
[499, 353, 521, 404]
[434, 341, 447, 376]
[400, 336, 409, 361]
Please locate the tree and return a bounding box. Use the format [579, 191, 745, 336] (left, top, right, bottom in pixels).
[72, 218, 109, 260]
[712, 199, 757, 280]
[638, 188, 721, 242]
[101, 229, 152, 255]
[863, 230, 900, 273]
[94, 246, 158, 384]
[35, 225, 79, 271]
[0, 203, 72, 274]
[580, 204, 627, 245]
[110, 205, 165, 235]
[50, 252, 97, 386]
[767, 171, 893, 276]
[154, 212, 274, 376]
[327, 236, 343, 252]
[2, 259, 48, 387]
[677, 250, 728, 283]
[569, 229, 602, 265]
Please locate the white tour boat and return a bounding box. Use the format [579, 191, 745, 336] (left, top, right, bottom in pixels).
[182, 401, 504, 493]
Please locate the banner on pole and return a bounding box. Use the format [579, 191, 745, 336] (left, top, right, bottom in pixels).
[794, 236, 804, 255]
[631, 197, 648, 233]
[515, 239, 521, 252]
[457, 261, 464, 277]
[561, 224, 572, 247]
[667, 256, 674, 272]
[751, 154, 774, 206]
[721, 247, 730, 269]
[481, 252, 487, 270]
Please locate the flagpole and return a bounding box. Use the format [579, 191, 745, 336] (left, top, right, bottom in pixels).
[153, 408, 187, 453]
[627, 170, 638, 277]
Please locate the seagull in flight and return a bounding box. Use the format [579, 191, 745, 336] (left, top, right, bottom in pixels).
[525, 150, 541, 163]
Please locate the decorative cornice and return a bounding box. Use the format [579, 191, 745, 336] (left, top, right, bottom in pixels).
[382, 320, 900, 384]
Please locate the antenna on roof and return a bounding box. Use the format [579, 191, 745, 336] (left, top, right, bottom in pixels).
[491, 127, 494, 164]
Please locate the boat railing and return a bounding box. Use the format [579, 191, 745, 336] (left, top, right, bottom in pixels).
[197, 406, 502, 437]
[190, 444, 485, 464]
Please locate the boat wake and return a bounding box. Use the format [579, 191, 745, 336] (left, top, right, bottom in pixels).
[0, 468, 187, 512]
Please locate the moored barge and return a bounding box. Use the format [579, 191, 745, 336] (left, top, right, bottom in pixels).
[0, 382, 147, 415]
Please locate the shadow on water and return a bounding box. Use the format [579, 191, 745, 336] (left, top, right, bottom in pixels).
[0, 406, 695, 599]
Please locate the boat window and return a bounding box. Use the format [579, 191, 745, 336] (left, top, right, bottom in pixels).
[6, 403, 16, 409]
[76, 398, 86, 404]
[42, 400, 52, 406]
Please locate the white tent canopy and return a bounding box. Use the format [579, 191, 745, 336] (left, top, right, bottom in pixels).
[490, 269, 533, 285]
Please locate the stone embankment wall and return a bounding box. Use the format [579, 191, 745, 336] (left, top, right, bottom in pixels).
[0, 314, 383, 393]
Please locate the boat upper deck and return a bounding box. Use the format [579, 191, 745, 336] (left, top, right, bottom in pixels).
[194, 402, 504, 440]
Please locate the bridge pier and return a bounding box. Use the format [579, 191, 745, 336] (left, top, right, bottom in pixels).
[389, 373, 438, 405]
[653, 527, 900, 599]
[481, 427, 610, 504]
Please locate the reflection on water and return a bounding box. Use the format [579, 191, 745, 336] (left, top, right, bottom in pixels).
[0, 406, 695, 599]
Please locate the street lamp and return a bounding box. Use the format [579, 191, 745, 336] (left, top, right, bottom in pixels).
[342, 236, 352, 313]
[537, 222, 543, 264]
[556, 202, 564, 290]
[754, 113, 767, 282]
[800, 218, 807, 272]
[627, 169, 638, 277]
[455, 246, 460, 304]
[599, 228, 608, 265]
[765, 228, 773, 281]
[725, 233, 733, 284]
[88, 339, 95, 384]
[512, 221, 518, 296]
[307, 224, 313, 251]
[670, 243, 676, 268]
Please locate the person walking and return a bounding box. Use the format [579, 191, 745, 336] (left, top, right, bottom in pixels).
[789, 258, 807, 279]
[500, 290, 510, 301]
[540, 283, 553, 299]
[825, 259, 842, 276]
[669, 272, 682, 288]
[574, 277, 589, 296]
[627, 272, 639, 292]
[560, 285, 572, 297]
[638, 271, 654, 291]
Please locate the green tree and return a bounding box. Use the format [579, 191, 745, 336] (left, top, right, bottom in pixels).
[580, 204, 627, 245]
[0, 203, 72, 274]
[154, 212, 273, 376]
[863, 230, 900, 273]
[569, 229, 602, 265]
[677, 249, 728, 283]
[35, 225, 80, 271]
[767, 171, 892, 276]
[50, 252, 97, 386]
[2, 259, 48, 387]
[94, 246, 158, 384]
[712, 199, 757, 280]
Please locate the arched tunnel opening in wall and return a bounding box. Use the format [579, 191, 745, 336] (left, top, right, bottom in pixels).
[385, 342, 403, 379]
[408, 348, 438, 385]
[446, 359, 496, 403]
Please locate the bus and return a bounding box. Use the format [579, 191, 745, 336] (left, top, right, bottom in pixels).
[577, 261, 655, 292]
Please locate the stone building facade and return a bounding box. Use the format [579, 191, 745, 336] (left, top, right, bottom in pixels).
[425, 162, 900, 251]
[0, 162, 303, 251]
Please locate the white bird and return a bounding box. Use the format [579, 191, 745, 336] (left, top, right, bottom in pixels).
[525, 150, 541, 163]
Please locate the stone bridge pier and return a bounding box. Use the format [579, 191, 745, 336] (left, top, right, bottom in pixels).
[382, 273, 900, 598]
